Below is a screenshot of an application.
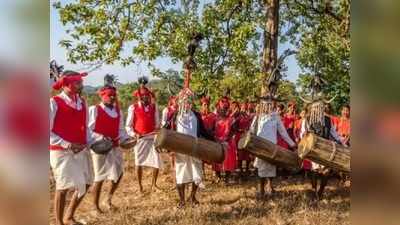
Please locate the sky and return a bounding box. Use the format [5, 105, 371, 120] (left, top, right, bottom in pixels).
[50, 0, 302, 87]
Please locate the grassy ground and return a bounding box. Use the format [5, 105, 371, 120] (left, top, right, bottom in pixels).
[50, 152, 350, 225]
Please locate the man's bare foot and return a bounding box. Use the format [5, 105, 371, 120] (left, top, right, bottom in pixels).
[177, 201, 185, 209]
[189, 198, 200, 207]
[63, 219, 83, 225]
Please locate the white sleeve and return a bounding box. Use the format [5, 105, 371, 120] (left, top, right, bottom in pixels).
[49, 98, 71, 148]
[277, 116, 295, 147]
[161, 108, 168, 127]
[299, 120, 307, 139]
[155, 104, 160, 129]
[249, 116, 257, 134]
[125, 105, 136, 137]
[118, 109, 129, 141]
[88, 106, 104, 144]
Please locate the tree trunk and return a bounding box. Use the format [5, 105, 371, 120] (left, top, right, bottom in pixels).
[261, 0, 279, 96]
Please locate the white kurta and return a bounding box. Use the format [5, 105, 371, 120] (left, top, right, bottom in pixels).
[49, 92, 93, 197]
[125, 103, 162, 169]
[175, 111, 203, 185]
[88, 104, 128, 182]
[250, 112, 295, 178]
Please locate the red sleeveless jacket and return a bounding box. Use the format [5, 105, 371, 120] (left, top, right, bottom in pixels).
[94, 105, 120, 147]
[133, 103, 156, 135]
[50, 96, 87, 150]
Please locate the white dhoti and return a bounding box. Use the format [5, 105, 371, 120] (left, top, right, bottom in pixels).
[91, 147, 123, 183]
[254, 157, 276, 178]
[175, 153, 203, 185]
[133, 135, 162, 169]
[50, 149, 93, 197]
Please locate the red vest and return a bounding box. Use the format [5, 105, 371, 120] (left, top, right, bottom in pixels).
[94, 105, 120, 147]
[133, 103, 156, 135]
[201, 112, 216, 132]
[50, 96, 87, 150]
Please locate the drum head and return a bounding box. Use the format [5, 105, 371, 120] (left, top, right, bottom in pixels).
[91, 139, 113, 154]
[120, 137, 137, 149]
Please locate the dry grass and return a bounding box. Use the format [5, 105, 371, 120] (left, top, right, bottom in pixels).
[50, 152, 350, 225]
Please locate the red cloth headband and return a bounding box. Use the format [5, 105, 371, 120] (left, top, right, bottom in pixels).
[98, 86, 116, 98]
[133, 87, 154, 98]
[52, 72, 87, 90]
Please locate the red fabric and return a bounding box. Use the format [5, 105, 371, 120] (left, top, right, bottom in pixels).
[302, 159, 312, 170]
[336, 117, 351, 138]
[213, 116, 236, 172]
[51, 96, 87, 149]
[293, 118, 303, 142]
[98, 87, 116, 99]
[133, 87, 154, 98]
[201, 112, 216, 132]
[236, 114, 252, 161]
[52, 72, 87, 91]
[94, 105, 120, 147]
[133, 103, 156, 135]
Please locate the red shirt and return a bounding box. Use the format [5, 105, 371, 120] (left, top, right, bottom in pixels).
[201, 111, 216, 133]
[214, 116, 233, 142]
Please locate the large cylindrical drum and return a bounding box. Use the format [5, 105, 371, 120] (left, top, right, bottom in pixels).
[154, 128, 225, 163]
[238, 132, 301, 170]
[298, 133, 350, 173]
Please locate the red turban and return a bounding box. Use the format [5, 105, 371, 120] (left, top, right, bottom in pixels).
[98, 86, 117, 101]
[133, 87, 154, 99]
[52, 72, 88, 91]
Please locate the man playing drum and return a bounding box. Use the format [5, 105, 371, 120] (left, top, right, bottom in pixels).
[88, 81, 129, 213]
[50, 70, 92, 225]
[249, 94, 296, 200]
[126, 77, 162, 194]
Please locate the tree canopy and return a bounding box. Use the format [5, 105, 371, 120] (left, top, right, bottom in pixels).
[54, 0, 350, 113]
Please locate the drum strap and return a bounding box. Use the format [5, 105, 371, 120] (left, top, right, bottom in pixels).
[329, 141, 337, 161]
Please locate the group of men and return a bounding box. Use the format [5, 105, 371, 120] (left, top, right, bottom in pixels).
[50, 71, 350, 225]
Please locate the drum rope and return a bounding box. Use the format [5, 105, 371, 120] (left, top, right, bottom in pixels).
[271, 146, 278, 159]
[329, 141, 337, 161]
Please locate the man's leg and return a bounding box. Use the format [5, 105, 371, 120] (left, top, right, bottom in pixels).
[189, 183, 199, 206]
[176, 184, 185, 208]
[54, 190, 67, 225]
[63, 185, 89, 224]
[136, 166, 144, 193]
[317, 175, 329, 199]
[266, 177, 275, 194]
[106, 173, 123, 209]
[150, 168, 160, 192]
[257, 177, 266, 200]
[91, 181, 104, 213]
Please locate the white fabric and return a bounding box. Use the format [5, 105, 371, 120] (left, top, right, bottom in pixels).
[50, 91, 90, 148]
[161, 107, 168, 127]
[91, 148, 123, 182]
[250, 112, 295, 178]
[133, 135, 162, 169]
[88, 103, 128, 182]
[175, 111, 203, 184]
[50, 149, 93, 198]
[125, 102, 160, 137]
[88, 103, 129, 144]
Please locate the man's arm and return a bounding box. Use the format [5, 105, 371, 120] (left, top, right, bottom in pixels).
[125, 105, 136, 137]
[87, 105, 104, 144]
